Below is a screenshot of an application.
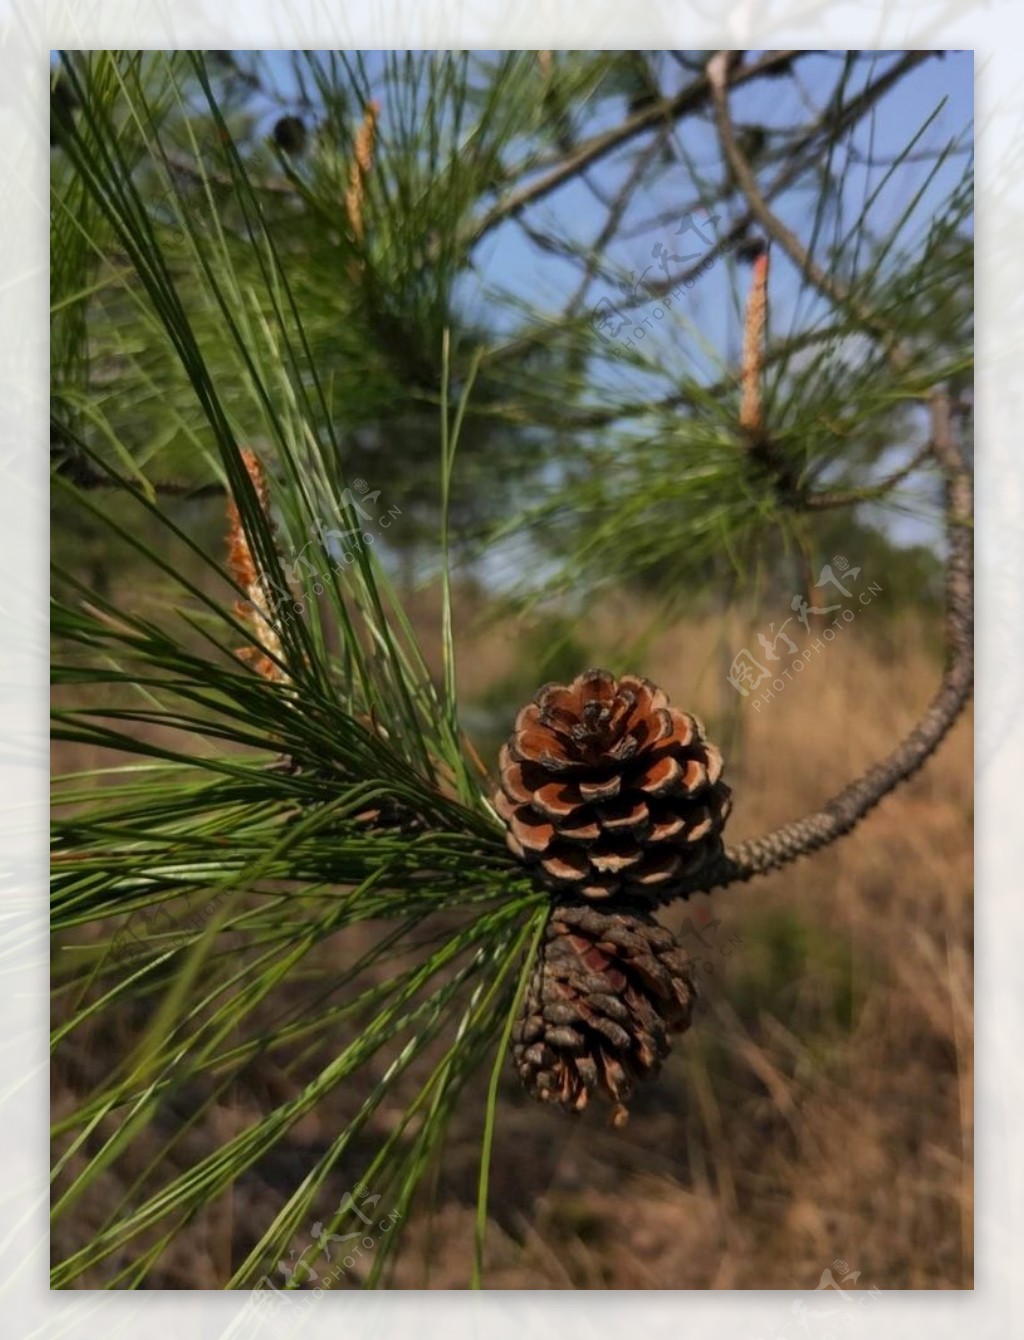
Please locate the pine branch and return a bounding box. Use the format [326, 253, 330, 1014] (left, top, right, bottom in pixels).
[707, 48, 934, 373]
[482, 54, 938, 386]
[629, 68, 974, 893]
[801, 440, 934, 509]
[668, 387, 972, 898]
[468, 50, 803, 249]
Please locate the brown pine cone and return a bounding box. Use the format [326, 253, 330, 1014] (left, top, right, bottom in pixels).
[495, 670, 731, 901]
[512, 901, 696, 1118]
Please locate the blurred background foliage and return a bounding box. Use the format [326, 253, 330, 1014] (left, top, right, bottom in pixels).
[52, 49, 971, 608]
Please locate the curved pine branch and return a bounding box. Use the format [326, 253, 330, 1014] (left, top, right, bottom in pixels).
[674, 388, 971, 898]
[659, 56, 974, 900]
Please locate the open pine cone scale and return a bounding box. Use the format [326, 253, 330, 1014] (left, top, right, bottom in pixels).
[496, 669, 731, 901]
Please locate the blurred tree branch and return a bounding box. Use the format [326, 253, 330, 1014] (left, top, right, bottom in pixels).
[467, 50, 803, 248]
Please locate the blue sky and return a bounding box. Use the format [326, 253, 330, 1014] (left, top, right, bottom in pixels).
[205, 51, 974, 555]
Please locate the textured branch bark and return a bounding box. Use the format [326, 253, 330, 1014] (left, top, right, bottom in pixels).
[657, 56, 974, 899]
[667, 387, 972, 899]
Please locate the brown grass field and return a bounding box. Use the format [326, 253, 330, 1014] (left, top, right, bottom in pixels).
[51, 578, 972, 1290]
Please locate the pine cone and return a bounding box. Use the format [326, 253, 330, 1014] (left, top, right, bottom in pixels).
[495, 670, 731, 901]
[512, 901, 696, 1118]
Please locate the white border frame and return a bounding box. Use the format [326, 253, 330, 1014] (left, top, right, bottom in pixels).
[14, 4, 1021, 1336]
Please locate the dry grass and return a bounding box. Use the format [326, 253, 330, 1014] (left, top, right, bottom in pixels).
[51, 585, 972, 1290]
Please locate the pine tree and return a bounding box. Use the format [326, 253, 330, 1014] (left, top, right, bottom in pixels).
[51, 50, 972, 1288]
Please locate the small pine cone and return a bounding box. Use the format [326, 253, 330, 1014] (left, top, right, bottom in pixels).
[495, 670, 731, 901]
[512, 901, 696, 1117]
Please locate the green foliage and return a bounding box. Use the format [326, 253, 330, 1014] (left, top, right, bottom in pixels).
[483, 55, 972, 609]
[50, 50, 551, 1289]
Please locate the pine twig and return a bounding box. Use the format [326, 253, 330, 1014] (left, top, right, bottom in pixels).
[707, 49, 922, 370]
[802, 440, 935, 510]
[468, 50, 803, 249]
